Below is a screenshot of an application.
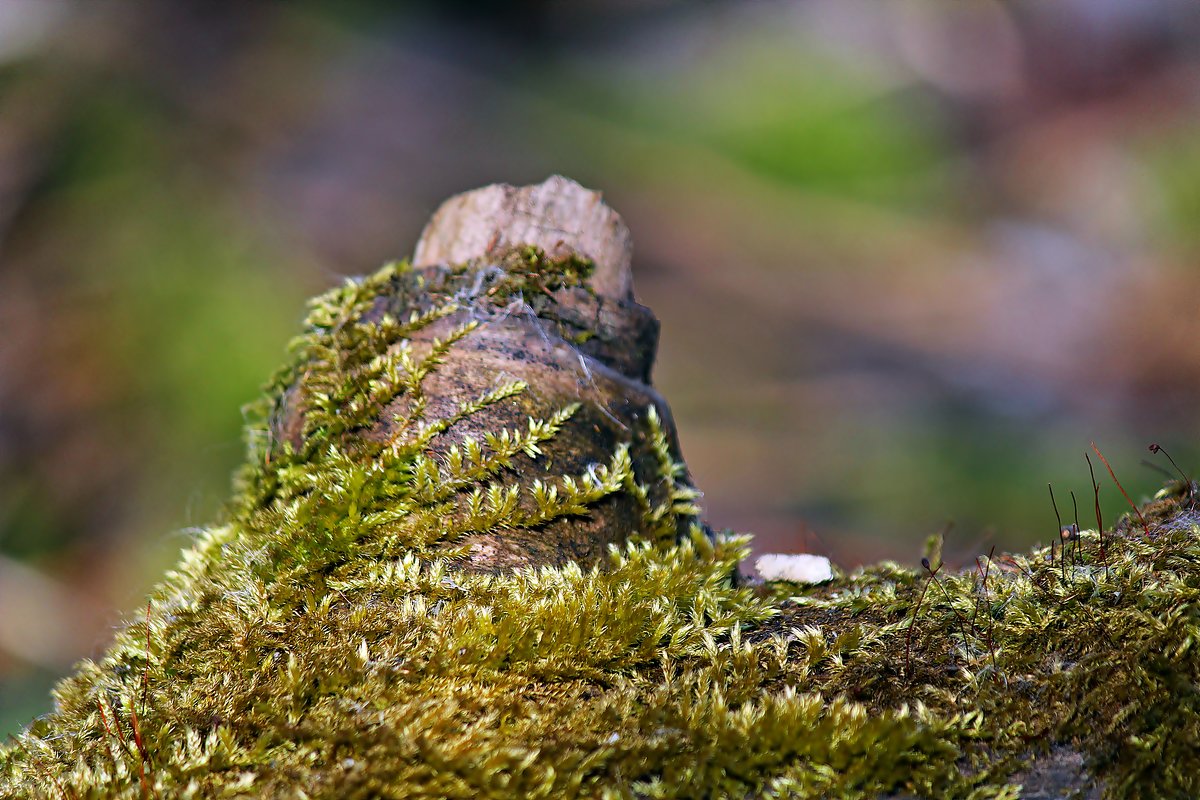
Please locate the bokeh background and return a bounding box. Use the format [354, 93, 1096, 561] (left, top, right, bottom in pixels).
[3, 0, 1200, 736]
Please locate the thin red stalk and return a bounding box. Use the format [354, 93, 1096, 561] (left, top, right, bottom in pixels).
[928, 570, 970, 643]
[1086, 453, 1108, 576]
[1070, 491, 1081, 568]
[1149, 443, 1189, 487]
[986, 615, 998, 677]
[904, 558, 940, 680]
[105, 698, 130, 751]
[129, 704, 152, 800]
[141, 600, 152, 719]
[1048, 484, 1064, 572]
[135, 598, 160, 800]
[971, 554, 987, 637]
[969, 551, 998, 676]
[1092, 442, 1149, 536]
[1140, 458, 1176, 482]
[97, 698, 128, 763]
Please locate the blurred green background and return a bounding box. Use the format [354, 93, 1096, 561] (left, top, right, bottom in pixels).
[3, 0, 1200, 736]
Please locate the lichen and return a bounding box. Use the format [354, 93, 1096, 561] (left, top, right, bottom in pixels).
[3, 255, 1199, 799]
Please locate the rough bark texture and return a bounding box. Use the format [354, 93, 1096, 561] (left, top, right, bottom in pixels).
[271, 176, 690, 571]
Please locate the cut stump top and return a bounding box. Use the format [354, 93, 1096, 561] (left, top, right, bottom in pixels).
[412, 175, 634, 301]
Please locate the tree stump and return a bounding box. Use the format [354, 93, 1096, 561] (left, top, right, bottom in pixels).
[267, 175, 697, 570]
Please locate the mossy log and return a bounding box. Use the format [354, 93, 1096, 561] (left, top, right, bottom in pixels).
[3, 178, 1200, 799]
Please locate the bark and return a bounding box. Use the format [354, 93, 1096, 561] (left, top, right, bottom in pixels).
[271, 176, 692, 571]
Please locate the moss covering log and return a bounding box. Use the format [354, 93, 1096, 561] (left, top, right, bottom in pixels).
[3, 178, 1200, 799]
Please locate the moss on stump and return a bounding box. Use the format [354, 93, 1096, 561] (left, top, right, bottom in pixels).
[3, 180, 1200, 799]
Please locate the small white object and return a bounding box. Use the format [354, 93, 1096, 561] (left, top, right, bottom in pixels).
[755, 554, 834, 584]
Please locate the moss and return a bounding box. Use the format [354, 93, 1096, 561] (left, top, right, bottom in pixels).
[3, 253, 1200, 798]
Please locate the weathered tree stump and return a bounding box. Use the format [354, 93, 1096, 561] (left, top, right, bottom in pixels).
[269, 175, 695, 571]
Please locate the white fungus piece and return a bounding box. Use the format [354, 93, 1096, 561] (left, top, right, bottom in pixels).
[755, 553, 834, 584]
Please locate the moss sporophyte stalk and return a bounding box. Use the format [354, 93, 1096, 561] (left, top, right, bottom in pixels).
[4, 179, 1200, 799]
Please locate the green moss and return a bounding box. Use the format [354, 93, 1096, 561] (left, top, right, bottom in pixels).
[3, 254, 1200, 798]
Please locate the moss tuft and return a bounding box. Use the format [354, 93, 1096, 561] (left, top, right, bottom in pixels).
[3, 255, 1200, 798]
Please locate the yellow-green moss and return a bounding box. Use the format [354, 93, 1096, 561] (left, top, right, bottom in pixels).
[3, 256, 1199, 799]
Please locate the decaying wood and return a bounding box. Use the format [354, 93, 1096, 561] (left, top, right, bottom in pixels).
[273, 176, 694, 571]
[412, 175, 634, 301]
